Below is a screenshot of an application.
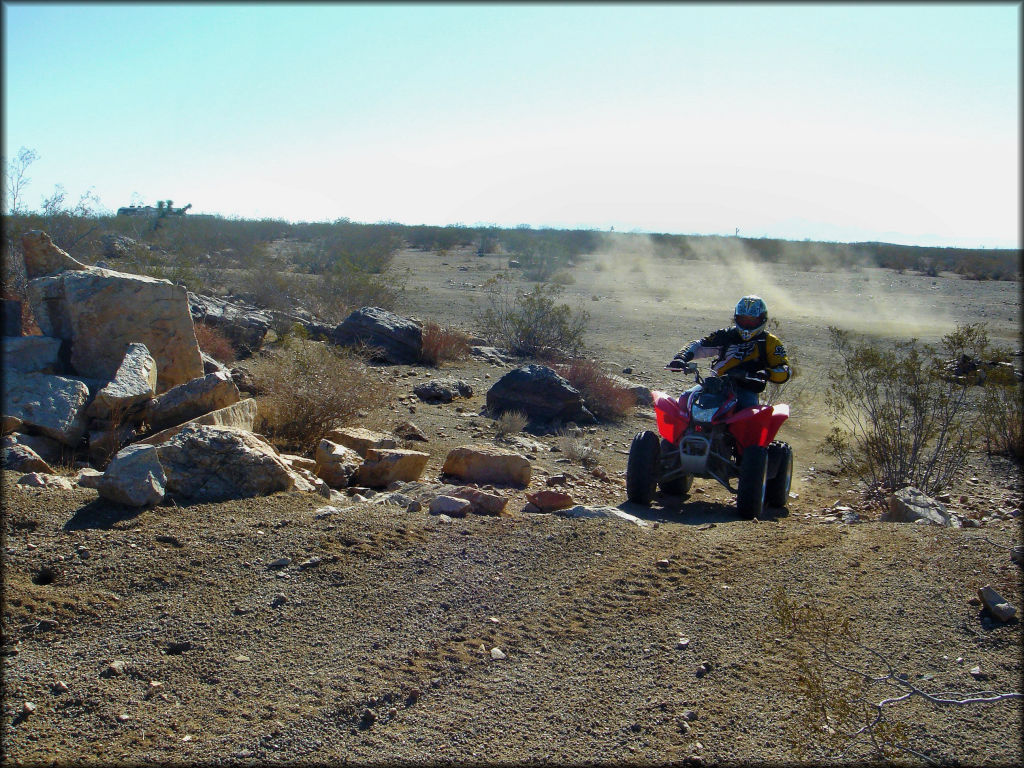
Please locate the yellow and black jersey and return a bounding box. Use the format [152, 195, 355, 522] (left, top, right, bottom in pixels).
[679, 328, 790, 385]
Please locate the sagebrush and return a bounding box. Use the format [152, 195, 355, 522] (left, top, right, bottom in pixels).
[823, 324, 980, 499]
[247, 337, 389, 453]
[420, 321, 471, 367]
[477, 277, 589, 358]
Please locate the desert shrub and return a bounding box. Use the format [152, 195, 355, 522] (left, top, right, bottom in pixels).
[554, 358, 634, 421]
[477, 277, 589, 358]
[193, 321, 237, 364]
[419, 321, 471, 366]
[979, 372, 1024, 460]
[247, 336, 388, 453]
[495, 409, 528, 437]
[557, 428, 598, 465]
[823, 324, 980, 499]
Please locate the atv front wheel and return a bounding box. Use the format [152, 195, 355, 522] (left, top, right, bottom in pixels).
[736, 445, 768, 519]
[659, 438, 693, 497]
[626, 430, 660, 505]
[765, 441, 793, 508]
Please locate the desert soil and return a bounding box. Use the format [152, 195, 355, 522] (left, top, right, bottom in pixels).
[2, 243, 1021, 765]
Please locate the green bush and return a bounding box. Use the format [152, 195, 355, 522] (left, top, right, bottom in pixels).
[823, 325, 981, 498]
[476, 277, 589, 358]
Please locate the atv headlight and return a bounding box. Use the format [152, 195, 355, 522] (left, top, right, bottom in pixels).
[691, 403, 718, 422]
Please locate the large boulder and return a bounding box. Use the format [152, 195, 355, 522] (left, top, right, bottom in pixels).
[2, 336, 64, 374]
[97, 443, 166, 507]
[87, 342, 158, 421]
[27, 248, 202, 392]
[147, 371, 241, 431]
[20, 230, 89, 279]
[314, 439, 362, 488]
[139, 398, 258, 445]
[155, 424, 296, 503]
[486, 365, 595, 424]
[2, 371, 90, 446]
[356, 447, 430, 487]
[414, 378, 473, 403]
[441, 445, 531, 487]
[331, 307, 422, 364]
[323, 426, 397, 458]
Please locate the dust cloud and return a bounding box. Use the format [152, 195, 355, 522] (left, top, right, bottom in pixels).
[579, 233, 987, 341]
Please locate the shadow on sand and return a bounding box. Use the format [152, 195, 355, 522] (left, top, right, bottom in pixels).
[617, 492, 790, 526]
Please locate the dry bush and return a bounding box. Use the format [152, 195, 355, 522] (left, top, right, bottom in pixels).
[420, 321, 471, 366]
[193, 321, 237, 364]
[477, 277, 588, 358]
[554, 358, 635, 420]
[495, 409, 528, 437]
[246, 337, 390, 454]
[557, 428, 598, 465]
[823, 324, 1004, 501]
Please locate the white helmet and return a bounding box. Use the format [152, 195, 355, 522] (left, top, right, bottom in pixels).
[734, 295, 767, 341]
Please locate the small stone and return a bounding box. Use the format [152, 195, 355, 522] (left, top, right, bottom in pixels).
[267, 557, 291, 569]
[676, 638, 690, 650]
[270, 594, 287, 608]
[656, 558, 670, 568]
[52, 680, 69, 693]
[117, 713, 131, 723]
[490, 647, 507, 660]
[977, 585, 1017, 622]
[681, 709, 698, 721]
[101, 660, 127, 677]
[21, 702, 36, 716]
[695, 661, 712, 678]
[969, 665, 983, 678]
[234, 655, 250, 662]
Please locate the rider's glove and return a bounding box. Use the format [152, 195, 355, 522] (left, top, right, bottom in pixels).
[667, 355, 688, 371]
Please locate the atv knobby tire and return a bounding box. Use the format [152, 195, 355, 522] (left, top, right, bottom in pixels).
[765, 441, 793, 508]
[626, 430, 660, 505]
[658, 439, 693, 497]
[736, 445, 768, 519]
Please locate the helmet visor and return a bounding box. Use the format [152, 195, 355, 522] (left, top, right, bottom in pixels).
[735, 314, 763, 330]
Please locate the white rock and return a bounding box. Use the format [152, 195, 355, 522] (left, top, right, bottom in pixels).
[490, 647, 507, 660]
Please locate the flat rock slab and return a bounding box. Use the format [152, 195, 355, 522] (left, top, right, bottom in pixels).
[139, 398, 257, 445]
[556, 505, 650, 528]
[442, 445, 531, 487]
[323, 427, 397, 458]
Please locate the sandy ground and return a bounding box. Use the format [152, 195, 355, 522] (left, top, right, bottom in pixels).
[2, 242, 1022, 765]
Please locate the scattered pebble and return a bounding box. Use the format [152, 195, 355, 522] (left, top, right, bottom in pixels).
[21, 702, 36, 716]
[267, 557, 292, 569]
[101, 660, 127, 678]
[676, 638, 690, 650]
[490, 647, 507, 660]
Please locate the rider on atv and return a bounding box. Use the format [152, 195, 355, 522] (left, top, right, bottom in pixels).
[667, 295, 791, 409]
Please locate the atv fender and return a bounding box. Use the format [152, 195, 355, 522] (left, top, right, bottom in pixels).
[725, 404, 789, 449]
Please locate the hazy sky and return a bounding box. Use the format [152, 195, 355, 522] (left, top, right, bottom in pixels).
[3, 2, 1020, 248]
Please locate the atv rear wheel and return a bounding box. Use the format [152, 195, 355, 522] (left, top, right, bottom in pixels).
[765, 441, 793, 508]
[626, 430, 660, 505]
[736, 445, 768, 519]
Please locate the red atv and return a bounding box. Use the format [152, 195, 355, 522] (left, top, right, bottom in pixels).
[626, 362, 792, 518]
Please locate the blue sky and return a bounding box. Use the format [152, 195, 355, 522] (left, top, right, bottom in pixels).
[3, 2, 1020, 248]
